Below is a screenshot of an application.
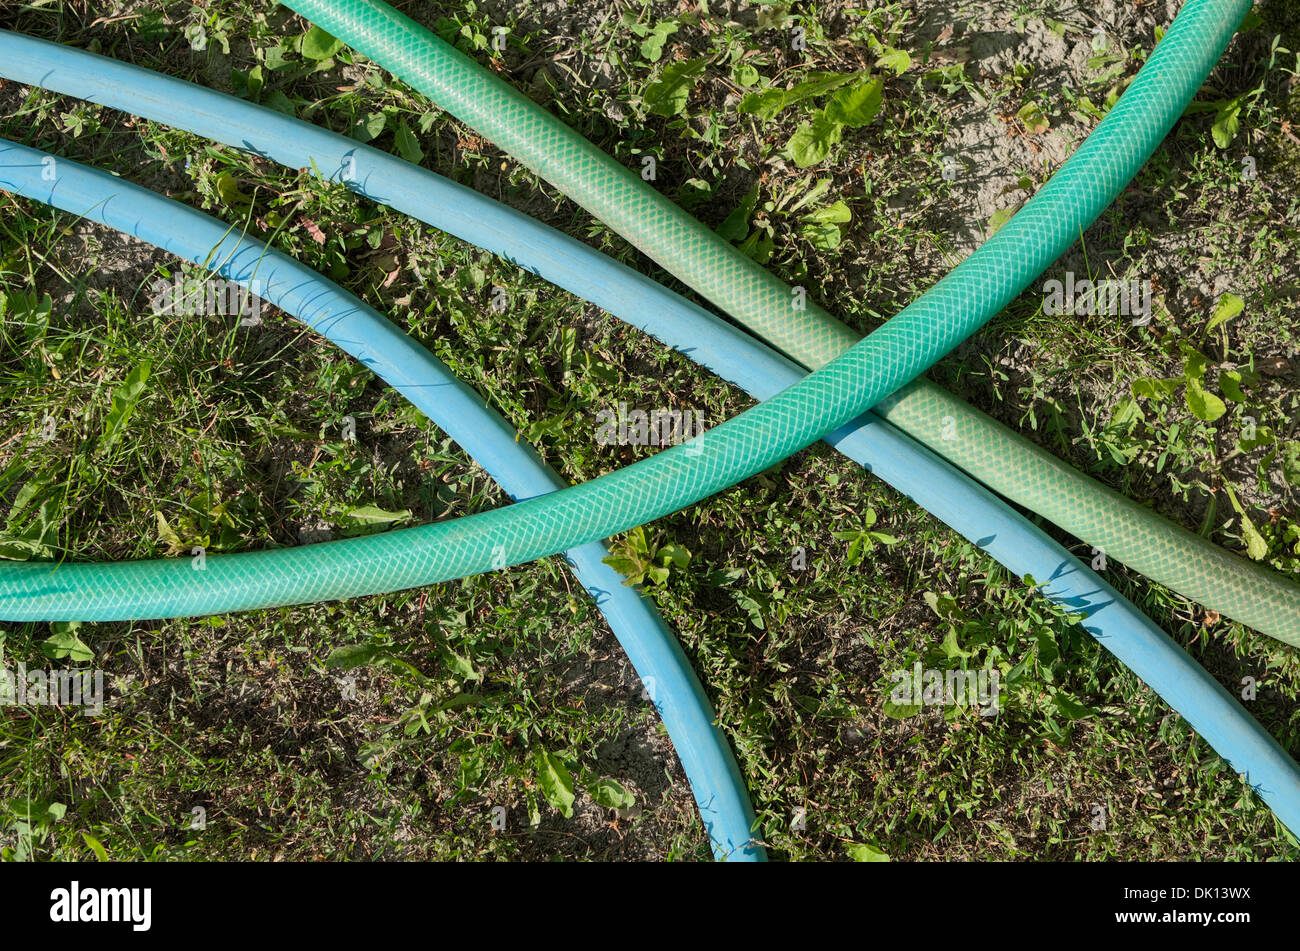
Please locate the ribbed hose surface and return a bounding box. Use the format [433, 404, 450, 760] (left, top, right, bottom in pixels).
[0, 0, 1247, 620]
[0, 142, 760, 860]
[6, 145, 1300, 843]
[4, 40, 1298, 841]
[875, 383, 1300, 645]
[278, 0, 1299, 645]
[4, 13, 1300, 834]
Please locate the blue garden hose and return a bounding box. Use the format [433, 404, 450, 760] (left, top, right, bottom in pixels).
[0, 0, 1252, 621]
[0, 137, 759, 861]
[3, 18, 1300, 838]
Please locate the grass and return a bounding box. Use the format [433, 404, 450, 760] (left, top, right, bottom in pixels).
[0, 0, 1298, 861]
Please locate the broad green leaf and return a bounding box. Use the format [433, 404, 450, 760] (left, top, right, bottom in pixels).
[840, 533, 865, 567]
[801, 201, 852, 225]
[264, 422, 318, 441]
[263, 90, 296, 116]
[731, 62, 760, 86]
[923, 590, 964, 621]
[458, 751, 485, 788]
[737, 87, 789, 120]
[590, 778, 636, 810]
[325, 642, 384, 669]
[924, 63, 967, 89]
[787, 177, 833, 214]
[100, 361, 151, 453]
[234, 65, 264, 101]
[847, 841, 890, 861]
[1211, 97, 1241, 149]
[657, 543, 691, 568]
[799, 200, 851, 249]
[1185, 378, 1226, 422]
[1239, 512, 1269, 560]
[215, 172, 253, 206]
[732, 590, 766, 630]
[677, 176, 714, 209]
[602, 553, 644, 584]
[940, 627, 971, 660]
[525, 788, 542, 828]
[1017, 101, 1049, 134]
[7, 799, 41, 821]
[301, 26, 344, 61]
[1041, 716, 1072, 746]
[264, 41, 293, 72]
[443, 648, 480, 682]
[639, 21, 678, 62]
[987, 206, 1016, 235]
[625, 525, 652, 556]
[1219, 370, 1247, 402]
[42, 622, 93, 662]
[825, 79, 883, 127]
[787, 113, 844, 168]
[394, 119, 423, 164]
[800, 221, 843, 250]
[535, 750, 576, 818]
[875, 48, 911, 75]
[1108, 395, 1143, 431]
[718, 185, 760, 241]
[783, 71, 860, 102]
[9, 291, 53, 340]
[8, 480, 47, 526]
[1239, 424, 1274, 453]
[738, 71, 858, 121]
[1130, 376, 1180, 401]
[155, 511, 184, 552]
[1004, 655, 1032, 689]
[353, 111, 388, 143]
[0, 480, 58, 561]
[643, 57, 706, 117]
[82, 832, 109, 861]
[338, 504, 411, 529]
[1036, 628, 1060, 670]
[737, 230, 774, 264]
[1075, 95, 1107, 121]
[0, 533, 52, 562]
[1181, 345, 1211, 381]
[1053, 692, 1095, 721]
[1207, 292, 1244, 332]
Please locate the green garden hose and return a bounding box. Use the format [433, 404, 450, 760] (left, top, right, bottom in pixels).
[278, 0, 1300, 646]
[874, 382, 1300, 644]
[0, 0, 1247, 620]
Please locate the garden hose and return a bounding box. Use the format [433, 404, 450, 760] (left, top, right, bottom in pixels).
[0, 142, 760, 861]
[3, 143, 1300, 842]
[4, 0, 1300, 836]
[873, 383, 1300, 646]
[273, 1, 1299, 645]
[0, 0, 1247, 620]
